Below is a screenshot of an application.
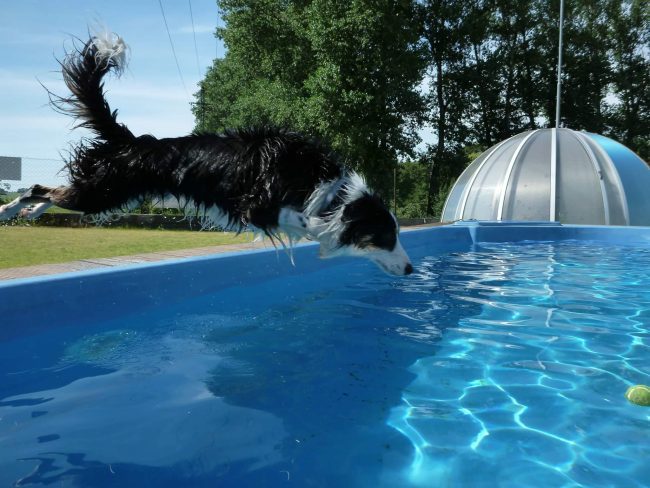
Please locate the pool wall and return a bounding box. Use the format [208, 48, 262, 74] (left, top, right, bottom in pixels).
[2, 222, 650, 338]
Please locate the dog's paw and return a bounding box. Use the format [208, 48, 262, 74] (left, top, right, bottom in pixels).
[17, 207, 31, 218]
[17, 203, 50, 220]
[278, 208, 309, 235]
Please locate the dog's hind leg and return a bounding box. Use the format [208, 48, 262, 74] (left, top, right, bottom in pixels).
[0, 197, 25, 220]
[0, 193, 47, 220]
[0, 184, 74, 220]
[18, 202, 54, 219]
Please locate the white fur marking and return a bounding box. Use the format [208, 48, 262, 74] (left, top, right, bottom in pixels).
[0, 197, 26, 220]
[368, 239, 412, 276]
[304, 171, 370, 257]
[305, 171, 367, 219]
[278, 207, 309, 238]
[195, 203, 233, 231]
[91, 27, 129, 75]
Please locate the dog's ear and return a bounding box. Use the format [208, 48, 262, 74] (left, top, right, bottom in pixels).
[339, 193, 397, 251]
[341, 192, 375, 222]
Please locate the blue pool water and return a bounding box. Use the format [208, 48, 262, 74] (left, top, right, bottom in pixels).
[0, 231, 649, 486]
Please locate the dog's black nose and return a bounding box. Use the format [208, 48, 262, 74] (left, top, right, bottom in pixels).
[404, 263, 413, 275]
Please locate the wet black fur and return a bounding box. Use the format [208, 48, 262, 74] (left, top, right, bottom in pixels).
[49, 39, 344, 233]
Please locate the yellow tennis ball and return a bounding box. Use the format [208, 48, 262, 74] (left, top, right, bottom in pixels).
[625, 385, 650, 406]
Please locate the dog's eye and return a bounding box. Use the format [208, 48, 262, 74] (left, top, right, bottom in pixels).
[352, 229, 395, 251]
[356, 236, 375, 249]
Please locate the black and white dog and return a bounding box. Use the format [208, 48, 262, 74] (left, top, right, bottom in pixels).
[0, 32, 413, 276]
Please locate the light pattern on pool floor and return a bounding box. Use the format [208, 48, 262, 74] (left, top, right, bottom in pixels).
[0, 241, 648, 486]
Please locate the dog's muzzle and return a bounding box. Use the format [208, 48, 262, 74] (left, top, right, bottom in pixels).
[370, 240, 413, 276]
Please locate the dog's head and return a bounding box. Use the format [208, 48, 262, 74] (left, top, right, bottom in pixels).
[310, 174, 413, 276]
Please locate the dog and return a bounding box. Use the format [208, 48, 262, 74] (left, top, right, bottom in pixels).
[0, 31, 413, 276]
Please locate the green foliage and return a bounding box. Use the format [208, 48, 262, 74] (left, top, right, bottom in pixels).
[606, 0, 650, 160]
[395, 161, 429, 218]
[0, 182, 10, 204]
[196, 0, 427, 194]
[195, 0, 649, 218]
[138, 197, 156, 215]
[128, 197, 185, 216]
[395, 146, 473, 219]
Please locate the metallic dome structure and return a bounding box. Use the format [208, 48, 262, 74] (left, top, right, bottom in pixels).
[441, 128, 650, 226]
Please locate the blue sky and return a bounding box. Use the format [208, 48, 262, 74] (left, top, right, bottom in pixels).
[1, 0, 223, 186]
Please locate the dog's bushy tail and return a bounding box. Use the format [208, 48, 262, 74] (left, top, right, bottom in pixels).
[51, 30, 134, 144]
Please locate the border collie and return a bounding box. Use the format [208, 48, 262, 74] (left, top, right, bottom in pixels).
[0, 31, 413, 276]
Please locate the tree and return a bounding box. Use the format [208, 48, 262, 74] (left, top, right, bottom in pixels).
[395, 160, 429, 218]
[194, 0, 308, 132]
[557, 0, 613, 132]
[420, 0, 474, 214]
[196, 0, 427, 194]
[607, 0, 650, 160]
[196, 0, 649, 219]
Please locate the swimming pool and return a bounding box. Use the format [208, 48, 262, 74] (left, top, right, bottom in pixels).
[1, 222, 649, 486]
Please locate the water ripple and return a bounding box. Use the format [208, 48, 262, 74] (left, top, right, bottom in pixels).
[388, 241, 650, 487]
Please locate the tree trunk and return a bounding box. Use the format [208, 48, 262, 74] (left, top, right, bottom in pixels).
[503, 60, 514, 137]
[426, 55, 446, 215]
[473, 43, 492, 146]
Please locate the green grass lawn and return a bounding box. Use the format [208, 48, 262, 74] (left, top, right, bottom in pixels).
[0, 226, 253, 269]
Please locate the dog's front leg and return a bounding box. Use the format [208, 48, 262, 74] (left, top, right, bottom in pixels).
[278, 207, 310, 238]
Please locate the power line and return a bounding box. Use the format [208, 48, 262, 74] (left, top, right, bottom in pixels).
[157, 0, 189, 97]
[215, 3, 220, 59]
[188, 0, 202, 78]
[7, 156, 63, 161]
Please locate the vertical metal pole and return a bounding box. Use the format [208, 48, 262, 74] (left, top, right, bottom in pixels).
[550, 128, 557, 221]
[555, 0, 565, 128]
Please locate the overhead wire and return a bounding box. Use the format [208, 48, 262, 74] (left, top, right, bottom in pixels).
[157, 0, 189, 98]
[188, 0, 202, 78]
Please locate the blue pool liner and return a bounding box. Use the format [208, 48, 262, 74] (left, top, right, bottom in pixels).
[2, 221, 650, 338]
